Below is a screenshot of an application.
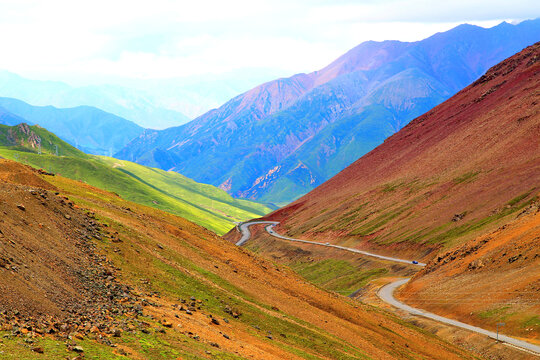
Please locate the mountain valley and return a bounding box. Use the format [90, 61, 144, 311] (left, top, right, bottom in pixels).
[235, 42, 540, 346]
[0, 160, 479, 359]
[0, 10, 538, 360]
[117, 20, 540, 205]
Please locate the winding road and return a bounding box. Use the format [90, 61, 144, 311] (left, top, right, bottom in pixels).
[237, 221, 425, 266]
[236, 221, 540, 357]
[379, 279, 540, 356]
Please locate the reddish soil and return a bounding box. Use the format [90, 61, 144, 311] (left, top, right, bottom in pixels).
[400, 202, 540, 340]
[0, 160, 140, 337]
[0, 160, 56, 190]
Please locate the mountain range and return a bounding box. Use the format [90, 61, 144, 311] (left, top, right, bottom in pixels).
[0, 18, 538, 360]
[0, 70, 190, 129]
[116, 19, 540, 205]
[0, 69, 282, 129]
[0, 97, 144, 155]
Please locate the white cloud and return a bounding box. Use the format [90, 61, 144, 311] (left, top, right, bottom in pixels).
[307, 0, 540, 23]
[0, 0, 536, 84]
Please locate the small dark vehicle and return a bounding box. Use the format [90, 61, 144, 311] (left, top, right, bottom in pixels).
[412, 260, 419, 264]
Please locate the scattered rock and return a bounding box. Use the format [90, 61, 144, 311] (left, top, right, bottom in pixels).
[31, 346, 44, 353]
[160, 320, 173, 328]
[90, 326, 100, 334]
[451, 213, 466, 222]
[468, 259, 484, 270]
[16, 204, 25, 211]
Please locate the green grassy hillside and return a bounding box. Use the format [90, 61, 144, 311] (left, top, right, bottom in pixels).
[0, 123, 87, 158]
[0, 124, 271, 234]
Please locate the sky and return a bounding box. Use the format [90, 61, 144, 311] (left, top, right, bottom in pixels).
[0, 0, 538, 85]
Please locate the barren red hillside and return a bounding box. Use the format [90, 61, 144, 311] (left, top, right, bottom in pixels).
[261, 42, 540, 260]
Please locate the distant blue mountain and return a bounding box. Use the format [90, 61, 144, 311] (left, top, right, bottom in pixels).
[0, 106, 26, 126]
[0, 71, 191, 129]
[0, 97, 143, 155]
[116, 19, 540, 205]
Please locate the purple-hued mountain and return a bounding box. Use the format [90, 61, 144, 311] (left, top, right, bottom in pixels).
[116, 19, 540, 205]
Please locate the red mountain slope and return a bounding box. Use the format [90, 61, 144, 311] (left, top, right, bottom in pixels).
[399, 202, 540, 340]
[265, 42, 540, 260]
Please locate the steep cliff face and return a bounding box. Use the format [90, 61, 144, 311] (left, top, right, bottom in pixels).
[7, 123, 41, 149]
[117, 20, 540, 205]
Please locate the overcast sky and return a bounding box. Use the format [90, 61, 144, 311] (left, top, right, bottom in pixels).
[0, 0, 538, 85]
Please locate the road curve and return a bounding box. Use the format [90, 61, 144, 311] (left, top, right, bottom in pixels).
[236, 221, 425, 266]
[235, 221, 279, 246]
[379, 279, 540, 356]
[236, 221, 540, 356]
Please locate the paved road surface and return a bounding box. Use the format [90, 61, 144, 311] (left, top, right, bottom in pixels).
[379, 279, 540, 356]
[235, 221, 279, 246]
[237, 221, 424, 266]
[236, 221, 540, 356]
